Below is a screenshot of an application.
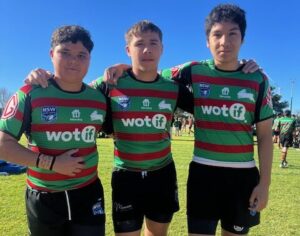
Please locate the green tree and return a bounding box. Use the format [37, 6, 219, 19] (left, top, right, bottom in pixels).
[271, 86, 288, 113]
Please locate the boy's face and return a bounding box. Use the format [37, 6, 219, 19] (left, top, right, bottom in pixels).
[206, 21, 243, 68]
[126, 31, 163, 73]
[50, 41, 90, 85]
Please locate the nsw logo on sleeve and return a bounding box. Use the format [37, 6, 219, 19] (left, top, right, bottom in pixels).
[41, 106, 57, 122]
[1, 94, 19, 119]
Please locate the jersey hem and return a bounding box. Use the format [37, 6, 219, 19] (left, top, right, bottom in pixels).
[192, 155, 256, 168]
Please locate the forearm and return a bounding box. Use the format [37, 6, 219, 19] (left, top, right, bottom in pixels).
[257, 128, 273, 187]
[0, 132, 38, 167]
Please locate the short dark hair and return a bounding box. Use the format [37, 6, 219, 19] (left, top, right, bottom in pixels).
[125, 20, 162, 44]
[284, 110, 291, 116]
[205, 4, 246, 40]
[51, 25, 94, 53]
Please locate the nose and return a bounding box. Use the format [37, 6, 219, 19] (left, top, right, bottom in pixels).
[143, 47, 151, 54]
[220, 35, 229, 46]
[69, 54, 78, 62]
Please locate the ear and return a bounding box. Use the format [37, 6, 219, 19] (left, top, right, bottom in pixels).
[126, 45, 131, 57]
[206, 39, 210, 48]
[50, 49, 54, 59]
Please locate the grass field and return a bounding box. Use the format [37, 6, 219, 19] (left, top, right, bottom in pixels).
[0, 134, 300, 236]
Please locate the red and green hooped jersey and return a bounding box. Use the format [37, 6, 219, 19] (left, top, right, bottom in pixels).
[272, 117, 280, 130]
[92, 72, 181, 170]
[161, 60, 274, 168]
[0, 79, 107, 191]
[278, 117, 296, 137]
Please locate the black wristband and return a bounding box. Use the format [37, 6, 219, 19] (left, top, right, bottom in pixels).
[49, 156, 56, 171]
[36, 153, 42, 168]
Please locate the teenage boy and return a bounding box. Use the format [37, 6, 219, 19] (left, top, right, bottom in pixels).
[103, 4, 273, 236]
[278, 110, 296, 168]
[24, 21, 193, 236]
[0, 25, 108, 236]
[161, 4, 273, 235]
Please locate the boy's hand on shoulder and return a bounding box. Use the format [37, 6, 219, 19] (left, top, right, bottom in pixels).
[24, 68, 52, 88]
[241, 59, 262, 73]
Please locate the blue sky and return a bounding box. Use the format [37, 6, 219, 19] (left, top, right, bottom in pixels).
[1, 0, 299, 113]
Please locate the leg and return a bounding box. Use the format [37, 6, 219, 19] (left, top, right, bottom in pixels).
[144, 218, 170, 236]
[115, 230, 141, 236]
[112, 169, 144, 234]
[69, 224, 105, 236]
[26, 188, 68, 236]
[188, 217, 218, 236]
[144, 162, 179, 236]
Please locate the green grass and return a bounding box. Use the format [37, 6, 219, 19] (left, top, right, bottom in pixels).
[0, 134, 300, 236]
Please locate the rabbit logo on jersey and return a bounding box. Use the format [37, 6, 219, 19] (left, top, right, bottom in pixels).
[201, 103, 246, 121]
[46, 126, 96, 143]
[121, 114, 167, 129]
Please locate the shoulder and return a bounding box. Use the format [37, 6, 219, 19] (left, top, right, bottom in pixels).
[84, 83, 105, 96]
[18, 84, 40, 95]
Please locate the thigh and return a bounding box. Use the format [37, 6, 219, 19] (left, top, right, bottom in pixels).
[221, 167, 260, 230]
[144, 162, 179, 223]
[111, 169, 144, 233]
[187, 217, 218, 235]
[187, 162, 221, 220]
[69, 224, 105, 236]
[26, 188, 67, 236]
[70, 179, 105, 226]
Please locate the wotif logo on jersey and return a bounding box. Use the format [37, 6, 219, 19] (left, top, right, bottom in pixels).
[201, 103, 246, 121]
[46, 126, 96, 143]
[121, 114, 167, 129]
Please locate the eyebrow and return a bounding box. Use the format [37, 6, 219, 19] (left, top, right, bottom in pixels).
[59, 48, 88, 55]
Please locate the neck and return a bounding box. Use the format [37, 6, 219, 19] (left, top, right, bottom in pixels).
[214, 60, 240, 71]
[54, 76, 82, 92]
[131, 68, 158, 82]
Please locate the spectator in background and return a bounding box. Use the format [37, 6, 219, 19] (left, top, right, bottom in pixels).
[278, 110, 296, 168]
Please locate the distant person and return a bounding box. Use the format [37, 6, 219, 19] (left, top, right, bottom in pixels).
[174, 118, 181, 136]
[272, 113, 282, 146]
[187, 116, 194, 136]
[0, 25, 109, 236]
[181, 117, 187, 133]
[278, 110, 296, 168]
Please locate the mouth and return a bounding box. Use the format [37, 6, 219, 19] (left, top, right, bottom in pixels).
[141, 59, 154, 62]
[67, 68, 79, 72]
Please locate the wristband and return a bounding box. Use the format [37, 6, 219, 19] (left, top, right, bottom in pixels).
[36, 153, 42, 168]
[49, 156, 56, 171]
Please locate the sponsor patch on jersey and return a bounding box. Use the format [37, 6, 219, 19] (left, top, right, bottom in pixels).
[220, 87, 231, 98]
[141, 98, 152, 110]
[118, 96, 130, 110]
[198, 83, 210, 97]
[41, 106, 57, 122]
[1, 94, 19, 119]
[70, 109, 82, 121]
